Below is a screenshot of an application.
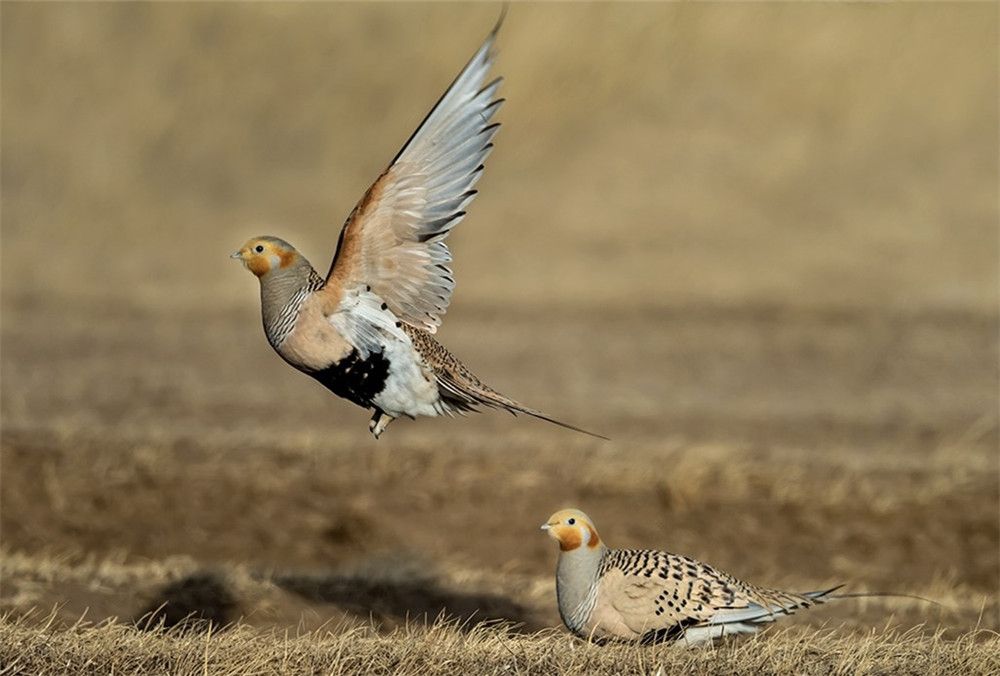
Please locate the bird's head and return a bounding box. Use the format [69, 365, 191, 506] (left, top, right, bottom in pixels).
[230, 236, 300, 278]
[542, 508, 602, 552]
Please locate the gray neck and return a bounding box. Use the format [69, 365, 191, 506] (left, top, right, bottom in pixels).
[556, 544, 607, 632]
[259, 257, 320, 344]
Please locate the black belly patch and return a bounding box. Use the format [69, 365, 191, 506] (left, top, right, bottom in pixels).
[309, 349, 390, 409]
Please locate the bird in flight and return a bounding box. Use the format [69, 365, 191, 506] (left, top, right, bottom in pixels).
[542, 508, 847, 645]
[232, 18, 604, 440]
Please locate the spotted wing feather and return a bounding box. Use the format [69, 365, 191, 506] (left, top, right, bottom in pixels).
[599, 549, 831, 644]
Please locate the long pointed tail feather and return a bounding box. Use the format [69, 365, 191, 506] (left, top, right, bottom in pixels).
[828, 591, 941, 606]
[436, 370, 609, 439]
[404, 326, 609, 439]
[501, 400, 610, 440]
[687, 584, 940, 642]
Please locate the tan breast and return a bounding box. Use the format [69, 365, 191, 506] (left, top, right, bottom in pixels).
[277, 293, 354, 371]
[581, 571, 643, 641]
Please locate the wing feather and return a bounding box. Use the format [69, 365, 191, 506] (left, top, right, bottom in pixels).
[601, 549, 832, 644]
[325, 17, 504, 333]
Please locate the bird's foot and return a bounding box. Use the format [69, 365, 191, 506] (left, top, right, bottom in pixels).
[369, 410, 395, 439]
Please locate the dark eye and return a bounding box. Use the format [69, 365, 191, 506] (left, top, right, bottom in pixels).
[254, 245, 265, 253]
[567, 518, 576, 525]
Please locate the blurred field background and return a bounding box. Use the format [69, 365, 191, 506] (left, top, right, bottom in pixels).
[1, 2, 997, 674]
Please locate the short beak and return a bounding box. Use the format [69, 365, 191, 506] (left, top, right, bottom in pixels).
[540, 523, 552, 531]
[230, 251, 243, 260]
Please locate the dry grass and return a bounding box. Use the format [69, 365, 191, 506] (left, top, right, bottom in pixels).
[2, 2, 998, 674]
[2, 614, 998, 676]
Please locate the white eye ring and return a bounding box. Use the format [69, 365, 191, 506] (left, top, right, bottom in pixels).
[254, 245, 265, 253]
[568, 518, 576, 525]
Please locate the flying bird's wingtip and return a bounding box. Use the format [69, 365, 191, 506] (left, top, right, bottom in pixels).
[480, 5, 507, 63]
[491, 5, 509, 39]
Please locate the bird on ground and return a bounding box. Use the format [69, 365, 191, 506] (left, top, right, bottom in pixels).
[541, 508, 844, 645]
[231, 18, 604, 440]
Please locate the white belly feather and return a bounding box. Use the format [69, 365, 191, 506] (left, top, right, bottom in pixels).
[374, 339, 442, 418]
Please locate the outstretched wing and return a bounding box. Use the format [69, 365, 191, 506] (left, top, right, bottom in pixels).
[325, 17, 504, 333]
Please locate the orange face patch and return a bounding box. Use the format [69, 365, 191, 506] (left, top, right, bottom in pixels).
[557, 525, 583, 552]
[247, 254, 272, 277]
[278, 249, 296, 268]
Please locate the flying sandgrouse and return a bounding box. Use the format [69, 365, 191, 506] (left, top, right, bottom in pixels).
[232, 19, 604, 440]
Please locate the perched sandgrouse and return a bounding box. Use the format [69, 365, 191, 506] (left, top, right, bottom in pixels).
[541, 509, 842, 645]
[232, 19, 604, 440]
